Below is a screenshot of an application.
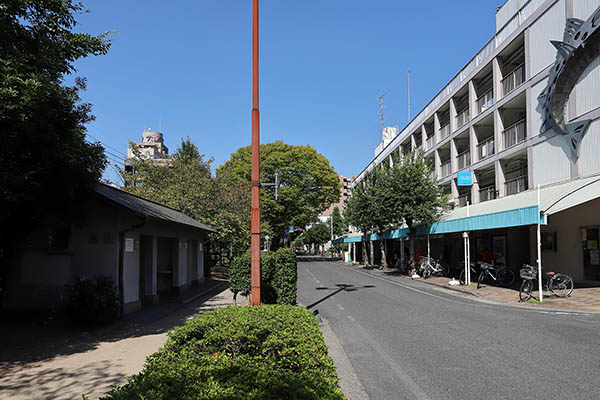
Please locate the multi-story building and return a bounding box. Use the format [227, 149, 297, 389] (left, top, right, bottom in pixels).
[317, 175, 355, 224]
[124, 128, 172, 174]
[340, 0, 600, 283]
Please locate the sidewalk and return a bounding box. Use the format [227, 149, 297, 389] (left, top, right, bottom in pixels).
[411, 275, 600, 311]
[0, 282, 245, 400]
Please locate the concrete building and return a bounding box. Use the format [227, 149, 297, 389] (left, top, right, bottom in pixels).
[2, 183, 214, 315]
[317, 175, 355, 224]
[124, 128, 172, 173]
[339, 0, 600, 284]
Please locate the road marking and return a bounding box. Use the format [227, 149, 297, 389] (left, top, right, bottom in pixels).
[344, 312, 432, 400]
[315, 279, 322, 285]
[336, 303, 345, 311]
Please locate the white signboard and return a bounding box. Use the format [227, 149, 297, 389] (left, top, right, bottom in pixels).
[125, 238, 134, 252]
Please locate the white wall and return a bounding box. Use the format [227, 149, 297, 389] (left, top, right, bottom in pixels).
[572, 0, 599, 20]
[528, 79, 547, 137]
[528, 0, 566, 77]
[531, 135, 572, 186]
[578, 119, 600, 176]
[574, 56, 600, 118]
[122, 233, 140, 305]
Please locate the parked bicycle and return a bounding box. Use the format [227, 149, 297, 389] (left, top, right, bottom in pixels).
[477, 262, 514, 289]
[458, 261, 478, 285]
[419, 256, 449, 279]
[518, 264, 574, 301]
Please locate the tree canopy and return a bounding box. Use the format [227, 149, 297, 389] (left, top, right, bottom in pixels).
[303, 224, 331, 249]
[120, 138, 251, 264]
[1, 0, 111, 257]
[218, 141, 340, 248]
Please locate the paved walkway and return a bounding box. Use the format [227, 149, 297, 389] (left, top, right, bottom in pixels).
[0, 285, 244, 400]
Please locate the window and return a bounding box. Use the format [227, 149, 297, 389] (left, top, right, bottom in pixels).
[48, 223, 71, 252]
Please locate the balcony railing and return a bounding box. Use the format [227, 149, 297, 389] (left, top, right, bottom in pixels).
[478, 137, 494, 160]
[440, 123, 451, 139]
[457, 150, 471, 170]
[479, 186, 496, 202]
[502, 119, 526, 150]
[425, 136, 435, 150]
[476, 88, 494, 115]
[502, 63, 525, 97]
[456, 109, 470, 130]
[505, 176, 527, 196]
[441, 161, 452, 177]
[458, 194, 471, 207]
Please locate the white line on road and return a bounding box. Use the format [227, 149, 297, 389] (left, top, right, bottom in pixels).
[336, 303, 345, 311]
[345, 312, 432, 400]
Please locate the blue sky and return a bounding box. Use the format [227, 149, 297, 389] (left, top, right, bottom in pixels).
[72, 0, 501, 183]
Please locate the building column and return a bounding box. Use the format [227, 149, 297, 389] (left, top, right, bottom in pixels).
[468, 80, 478, 121]
[472, 171, 480, 204]
[449, 98, 458, 134]
[494, 109, 504, 154]
[450, 138, 458, 174]
[492, 56, 503, 102]
[435, 149, 442, 180]
[495, 159, 506, 198]
[434, 112, 441, 144]
[470, 126, 479, 164]
[421, 125, 428, 149]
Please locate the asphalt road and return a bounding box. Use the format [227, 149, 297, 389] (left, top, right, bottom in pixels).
[298, 261, 600, 400]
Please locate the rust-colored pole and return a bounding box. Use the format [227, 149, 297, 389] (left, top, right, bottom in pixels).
[250, 0, 261, 305]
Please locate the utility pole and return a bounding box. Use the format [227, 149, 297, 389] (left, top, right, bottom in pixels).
[250, 0, 261, 306]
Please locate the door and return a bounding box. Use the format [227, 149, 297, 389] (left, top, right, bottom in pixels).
[582, 228, 600, 281]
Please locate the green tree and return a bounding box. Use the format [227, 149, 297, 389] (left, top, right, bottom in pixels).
[344, 176, 374, 266]
[1, 0, 111, 257]
[331, 207, 347, 237]
[120, 139, 251, 264]
[388, 151, 449, 259]
[303, 224, 330, 254]
[218, 141, 340, 249]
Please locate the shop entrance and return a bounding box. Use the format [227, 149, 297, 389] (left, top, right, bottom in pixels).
[582, 228, 600, 281]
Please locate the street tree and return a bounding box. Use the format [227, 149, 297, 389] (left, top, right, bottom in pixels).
[0, 0, 111, 258]
[303, 224, 330, 254]
[344, 174, 374, 265]
[388, 151, 449, 259]
[120, 138, 251, 264]
[218, 141, 340, 249]
[331, 207, 347, 237]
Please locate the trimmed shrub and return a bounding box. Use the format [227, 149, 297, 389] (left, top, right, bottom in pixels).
[67, 276, 119, 324]
[102, 305, 345, 400]
[230, 248, 297, 305]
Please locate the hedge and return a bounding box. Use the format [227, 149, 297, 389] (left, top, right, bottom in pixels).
[230, 248, 297, 305]
[102, 305, 345, 400]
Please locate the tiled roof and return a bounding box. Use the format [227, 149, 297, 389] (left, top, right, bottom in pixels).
[96, 183, 216, 232]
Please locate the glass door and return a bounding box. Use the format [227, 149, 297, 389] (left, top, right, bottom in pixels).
[582, 228, 600, 281]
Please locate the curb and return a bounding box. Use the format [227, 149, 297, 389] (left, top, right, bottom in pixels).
[335, 261, 600, 314]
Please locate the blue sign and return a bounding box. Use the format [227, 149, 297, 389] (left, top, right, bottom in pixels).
[289, 226, 294, 232]
[457, 171, 473, 186]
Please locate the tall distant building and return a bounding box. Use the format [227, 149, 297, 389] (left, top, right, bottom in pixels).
[124, 129, 172, 173]
[317, 175, 355, 224]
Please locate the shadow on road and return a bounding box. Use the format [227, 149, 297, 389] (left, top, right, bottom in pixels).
[306, 283, 375, 310]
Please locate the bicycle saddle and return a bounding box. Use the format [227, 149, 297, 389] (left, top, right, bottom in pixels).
[545, 271, 556, 276]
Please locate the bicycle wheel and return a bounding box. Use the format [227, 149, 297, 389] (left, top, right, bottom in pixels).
[422, 265, 431, 279]
[519, 279, 533, 302]
[459, 269, 466, 284]
[477, 272, 485, 289]
[437, 262, 449, 277]
[498, 269, 515, 287]
[549, 274, 573, 298]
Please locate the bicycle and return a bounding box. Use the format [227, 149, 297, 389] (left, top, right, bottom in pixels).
[477, 262, 514, 289]
[458, 261, 478, 285]
[518, 264, 574, 302]
[419, 256, 449, 279]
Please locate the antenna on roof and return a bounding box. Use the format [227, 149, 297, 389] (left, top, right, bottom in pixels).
[377, 90, 390, 133]
[408, 68, 411, 121]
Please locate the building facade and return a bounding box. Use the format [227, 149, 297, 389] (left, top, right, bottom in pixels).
[124, 128, 172, 173]
[317, 175, 355, 224]
[344, 0, 600, 283]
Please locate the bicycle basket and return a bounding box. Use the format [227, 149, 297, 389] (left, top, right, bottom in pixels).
[520, 266, 536, 280]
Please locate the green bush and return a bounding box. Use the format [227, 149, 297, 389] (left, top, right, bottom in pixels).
[230, 248, 297, 305]
[67, 276, 119, 324]
[102, 305, 345, 400]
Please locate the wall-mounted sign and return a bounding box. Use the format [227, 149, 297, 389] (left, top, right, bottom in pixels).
[125, 238, 134, 252]
[457, 171, 473, 186]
